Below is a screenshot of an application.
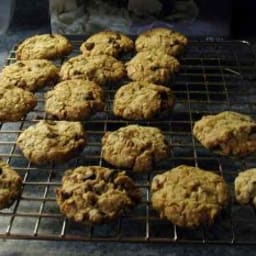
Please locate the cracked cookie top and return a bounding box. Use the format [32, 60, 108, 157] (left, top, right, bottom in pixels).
[102, 125, 169, 172]
[136, 28, 188, 56]
[0, 83, 37, 122]
[16, 34, 72, 60]
[151, 165, 229, 228]
[56, 166, 141, 224]
[16, 120, 86, 165]
[0, 59, 59, 92]
[80, 31, 134, 57]
[60, 54, 126, 85]
[45, 79, 104, 121]
[113, 81, 175, 120]
[193, 111, 256, 156]
[125, 50, 180, 84]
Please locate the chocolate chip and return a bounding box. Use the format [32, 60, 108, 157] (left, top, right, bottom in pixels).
[73, 70, 82, 75]
[17, 62, 25, 67]
[150, 66, 158, 71]
[46, 120, 56, 126]
[62, 191, 72, 200]
[115, 33, 121, 40]
[0, 167, 2, 175]
[85, 42, 95, 50]
[83, 173, 96, 181]
[47, 133, 58, 139]
[83, 92, 94, 101]
[106, 170, 119, 182]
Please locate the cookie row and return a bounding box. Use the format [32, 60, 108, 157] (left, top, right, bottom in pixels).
[15, 29, 187, 60]
[1, 158, 256, 228]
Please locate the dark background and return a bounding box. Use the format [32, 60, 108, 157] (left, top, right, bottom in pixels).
[8, 0, 256, 38]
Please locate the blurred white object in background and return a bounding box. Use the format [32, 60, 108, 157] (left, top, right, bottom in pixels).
[0, 0, 15, 34]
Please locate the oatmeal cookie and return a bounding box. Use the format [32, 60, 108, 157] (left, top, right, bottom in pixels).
[0, 159, 22, 209]
[16, 120, 86, 165]
[0, 84, 37, 122]
[45, 79, 104, 121]
[235, 168, 256, 207]
[136, 27, 188, 56]
[125, 50, 180, 84]
[80, 31, 134, 57]
[60, 55, 125, 85]
[151, 165, 229, 228]
[56, 166, 141, 224]
[113, 81, 175, 120]
[193, 111, 256, 156]
[16, 34, 72, 60]
[102, 125, 169, 172]
[0, 59, 59, 92]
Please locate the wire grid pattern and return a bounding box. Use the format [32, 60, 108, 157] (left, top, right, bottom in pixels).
[0, 39, 256, 244]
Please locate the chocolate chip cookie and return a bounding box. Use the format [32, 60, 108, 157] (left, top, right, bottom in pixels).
[16, 34, 72, 60]
[113, 81, 175, 120]
[0, 59, 59, 92]
[80, 31, 134, 57]
[60, 55, 125, 85]
[151, 165, 229, 228]
[45, 79, 104, 121]
[136, 27, 188, 56]
[0, 159, 22, 209]
[125, 50, 180, 84]
[16, 120, 86, 165]
[0, 84, 37, 122]
[102, 125, 169, 172]
[193, 111, 256, 157]
[235, 168, 256, 207]
[56, 166, 141, 224]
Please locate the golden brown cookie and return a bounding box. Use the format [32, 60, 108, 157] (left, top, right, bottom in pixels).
[56, 166, 141, 224]
[151, 165, 229, 228]
[60, 55, 125, 85]
[16, 34, 72, 60]
[16, 120, 86, 165]
[0, 59, 59, 92]
[102, 125, 169, 172]
[193, 111, 256, 156]
[45, 79, 104, 121]
[125, 50, 180, 84]
[80, 31, 134, 57]
[0, 159, 22, 209]
[0, 83, 37, 122]
[136, 27, 188, 56]
[113, 81, 175, 120]
[235, 168, 256, 207]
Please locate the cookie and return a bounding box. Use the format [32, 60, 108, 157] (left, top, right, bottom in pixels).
[0, 84, 37, 122]
[0, 59, 59, 92]
[102, 125, 169, 172]
[136, 27, 188, 56]
[193, 111, 256, 157]
[16, 34, 72, 60]
[151, 165, 229, 228]
[56, 166, 141, 224]
[125, 50, 180, 84]
[60, 55, 125, 85]
[45, 79, 104, 121]
[235, 168, 256, 207]
[113, 81, 175, 120]
[16, 120, 86, 165]
[0, 159, 22, 209]
[80, 31, 134, 57]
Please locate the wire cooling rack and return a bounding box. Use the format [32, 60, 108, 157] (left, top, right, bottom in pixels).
[0, 38, 256, 245]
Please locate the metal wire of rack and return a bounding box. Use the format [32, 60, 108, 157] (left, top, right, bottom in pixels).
[0, 38, 256, 245]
